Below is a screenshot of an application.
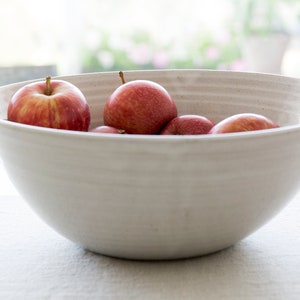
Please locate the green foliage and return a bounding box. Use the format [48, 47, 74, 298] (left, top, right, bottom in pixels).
[237, 0, 298, 36]
[80, 27, 244, 73]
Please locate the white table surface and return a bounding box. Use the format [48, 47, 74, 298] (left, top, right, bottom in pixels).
[1, 162, 300, 300]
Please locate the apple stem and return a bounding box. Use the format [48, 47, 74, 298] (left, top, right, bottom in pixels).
[45, 76, 52, 96]
[119, 71, 126, 84]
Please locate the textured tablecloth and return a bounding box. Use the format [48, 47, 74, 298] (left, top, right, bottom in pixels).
[1, 167, 300, 299]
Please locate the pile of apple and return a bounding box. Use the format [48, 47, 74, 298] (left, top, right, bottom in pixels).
[7, 72, 279, 134]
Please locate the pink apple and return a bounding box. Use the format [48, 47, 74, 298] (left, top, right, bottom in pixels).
[90, 125, 125, 134]
[103, 71, 177, 134]
[160, 114, 215, 135]
[7, 76, 90, 131]
[209, 113, 279, 134]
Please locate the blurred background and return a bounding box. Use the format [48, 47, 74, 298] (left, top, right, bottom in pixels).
[1, 0, 300, 84]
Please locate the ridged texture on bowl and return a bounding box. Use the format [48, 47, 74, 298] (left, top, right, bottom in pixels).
[1, 70, 300, 260]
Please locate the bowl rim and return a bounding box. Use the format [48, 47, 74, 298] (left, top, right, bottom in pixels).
[56, 67, 300, 80]
[2, 68, 300, 89]
[0, 118, 298, 142]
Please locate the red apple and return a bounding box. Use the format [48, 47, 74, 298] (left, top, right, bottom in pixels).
[160, 114, 215, 135]
[209, 113, 279, 134]
[7, 76, 90, 131]
[103, 71, 177, 134]
[90, 125, 125, 134]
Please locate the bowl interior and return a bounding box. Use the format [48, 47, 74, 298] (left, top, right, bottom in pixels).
[1, 69, 300, 130]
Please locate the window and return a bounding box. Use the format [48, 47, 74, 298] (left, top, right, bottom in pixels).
[0, 0, 299, 79]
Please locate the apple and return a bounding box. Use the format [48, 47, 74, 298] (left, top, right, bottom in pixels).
[160, 114, 215, 135]
[208, 113, 279, 134]
[103, 71, 177, 134]
[7, 76, 90, 131]
[90, 125, 125, 134]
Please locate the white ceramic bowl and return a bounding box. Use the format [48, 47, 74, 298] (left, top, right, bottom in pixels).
[1, 69, 300, 260]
